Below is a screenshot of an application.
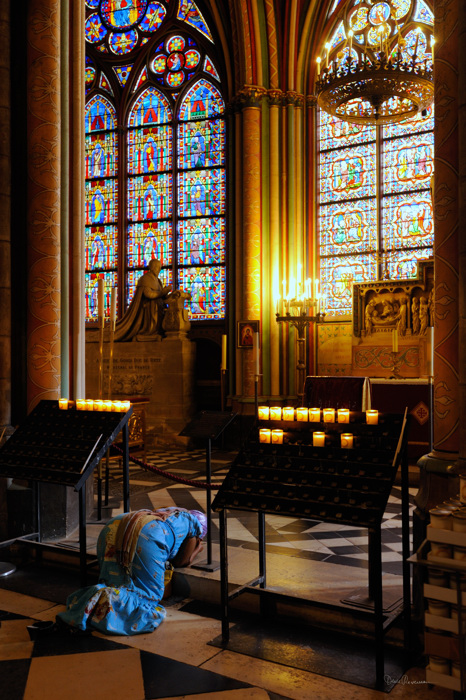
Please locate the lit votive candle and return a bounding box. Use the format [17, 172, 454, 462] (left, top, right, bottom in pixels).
[337, 409, 349, 423]
[93, 400, 104, 411]
[258, 406, 270, 420]
[341, 433, 354, 449]
[271, 429, 284, 444]
[366, 409, 379, 425]
[296, 407, 309, 422]
[282, 407, 295, 421]
[103, 400, 112, 412]
[309, 407, 321, 422]
[111, 401, 121, 412]
[85, 399, 94, 411]
[259, 428, 271, 444]
[269, 407, 282, 420]
[58, 398, 69, 410]
[76, 399, 86, 411]
[323, 408, 335, 423]
[313, 431, 326, 447]
[120, 401, 131, 412]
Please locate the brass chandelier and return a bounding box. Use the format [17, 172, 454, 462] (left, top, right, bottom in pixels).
[315, 0, 434, 124]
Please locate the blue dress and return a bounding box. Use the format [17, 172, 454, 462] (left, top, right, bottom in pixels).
[57, 510, 201, 635]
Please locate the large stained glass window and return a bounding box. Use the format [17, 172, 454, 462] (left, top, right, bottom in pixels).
[85, 0, 226, 322]
[317, 0, 434, 317]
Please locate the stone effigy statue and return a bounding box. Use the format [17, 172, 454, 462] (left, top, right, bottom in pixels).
[114, 258, 172, 342]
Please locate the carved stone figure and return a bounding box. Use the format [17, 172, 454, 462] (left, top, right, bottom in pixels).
[397, 297, 407, 336]
[114, 258, 172, 342]
[364, 299, 377, 335]
[412, 297, 420, 335]
[419, 295, 430, 336]
[162, 290, 192, 335]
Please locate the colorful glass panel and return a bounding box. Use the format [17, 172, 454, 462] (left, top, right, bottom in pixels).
[382, 193, 434, 248]
[101, 0, 147, 29]
[414, 0, 434, 24]
[86, 14, 107, 44]
[320, 254, 378, 316]
[177, 218, 226, 266]
[86, 132, 117, 178]
[139, 2, 166, 32]
[382, 133, 433, 194]
[127, 221, 173, 267]
[126, 267, 173, 308]
[128, 173, 173, 221]
[319, 110, 375, 150]
[109, 29, 138, 54]
[177, 0, 213, 43]
[178, 266, 226, 320]
[383, 105, 434, 138]
[127, 125, 173, 174]
[99, 73, 113, 95]
[177, 119, 225, 169]
[86, 95, 116, 132]
[319, 144, 376, 203]
[319, 199, 377, 256]
[85, 225, 118, 270]
[128, 87, 172, 126]
[178, 169, 225, 217]
[203, 56, 220, 81]
[113, 64, 133, 85]
[85, 271, 118, 320]
[86, 179, 118, 225]
[382, 248, 433, 280]
[133, 66, 149, 91]
[179, 79, 225, 120]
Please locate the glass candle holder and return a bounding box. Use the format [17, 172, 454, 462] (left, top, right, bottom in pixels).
[323, 408, 335, 423]
[340, 433, 354, 449]
[58, 398, 69, 410]
[120, 401, 131, 412]
[85, 399, 94, 411]
[282, 407, 295, 421]
[366, 409, 379, 425]
[337, 409, 349, 423]
[309, 408, 321, 422]
[313, 431, 326, 447]
[259, 428, 271, 443]
[111, 401, 122, 412]
[271, 429, 284, 444]
[76, 399, 86, 411]
[269, 407, 282, 420]
[103, 400, 112, 411]
[258, 406, 270, 420]
[93, 400, 104, 411]
[296, 407, 309, 422]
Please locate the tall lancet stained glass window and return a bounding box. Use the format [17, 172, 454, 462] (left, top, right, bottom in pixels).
[85, 0, 226, 322]
[317, 0, 434, 317]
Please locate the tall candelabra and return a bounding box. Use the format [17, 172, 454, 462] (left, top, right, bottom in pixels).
[276, 292, 325, 398]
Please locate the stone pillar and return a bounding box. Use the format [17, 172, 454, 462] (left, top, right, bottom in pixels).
[26, 0, 61, 412]
[416, 0, 460, 537]
[0, 2, 11, 540]
[239, 87, 264, 398]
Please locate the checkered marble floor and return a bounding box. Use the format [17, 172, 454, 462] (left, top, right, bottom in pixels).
[96, 447, 415, 577]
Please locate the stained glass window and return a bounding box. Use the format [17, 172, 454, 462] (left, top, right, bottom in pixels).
[85, 0, 226, 322]
[317, 0, 434, 317]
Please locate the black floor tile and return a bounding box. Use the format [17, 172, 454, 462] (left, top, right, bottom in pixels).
[31, 627, 130, 657]
[0, 658, 31, 700]
[140, 649, 250, 698]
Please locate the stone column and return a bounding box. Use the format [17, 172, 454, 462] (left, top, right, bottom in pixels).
[26, 0, 61, 412]
[239, 87, 264, 398]
[416, 0, 460, 534]
[0, 2, 11, 540]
